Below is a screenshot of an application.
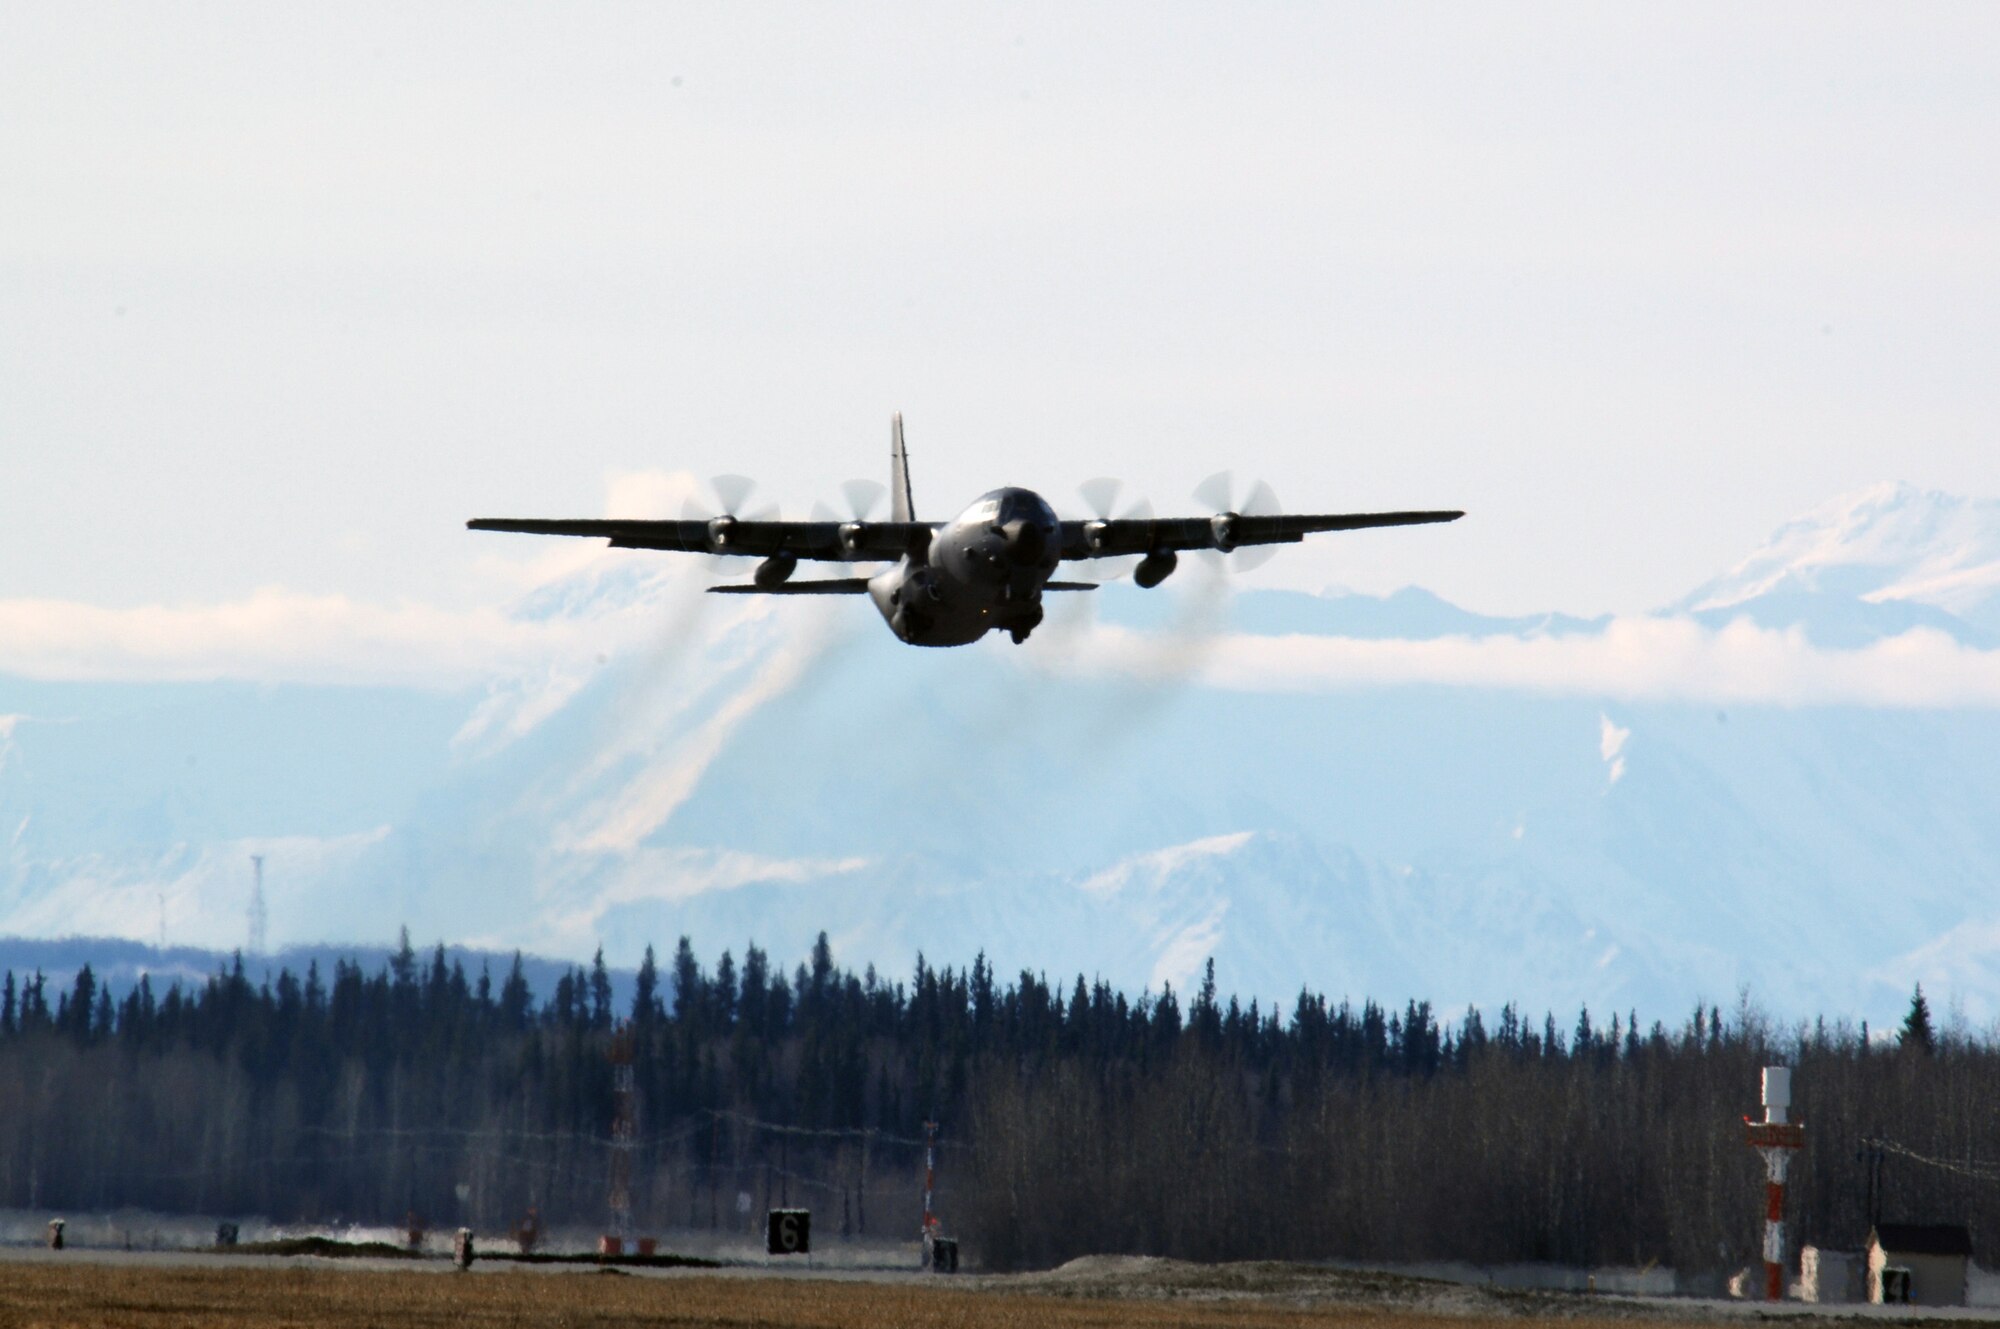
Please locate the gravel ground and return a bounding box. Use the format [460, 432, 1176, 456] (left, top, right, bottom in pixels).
[975, 1256, 2000, 1324]
[6, 1241, 2000, 1324]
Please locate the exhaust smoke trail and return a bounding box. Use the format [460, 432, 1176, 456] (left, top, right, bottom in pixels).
[1032, 565, 1234, 751]
[563, 592, 856, 855]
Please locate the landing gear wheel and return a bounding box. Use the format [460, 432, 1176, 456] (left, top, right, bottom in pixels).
[1010, 624, 1033, 644]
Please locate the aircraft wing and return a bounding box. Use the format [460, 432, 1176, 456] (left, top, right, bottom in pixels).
[706, 579, 1098, 594]
[1058, 509, 1463, 560]
[466, 517, 937, 561]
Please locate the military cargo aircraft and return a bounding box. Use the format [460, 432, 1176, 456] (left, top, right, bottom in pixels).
[468, 415, 1462, 647]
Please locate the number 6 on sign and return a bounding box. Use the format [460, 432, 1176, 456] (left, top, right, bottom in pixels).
[766, 1208, 811, 1256]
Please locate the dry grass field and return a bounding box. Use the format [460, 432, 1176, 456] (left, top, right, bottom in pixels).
[0, 1261, 1758, 1329]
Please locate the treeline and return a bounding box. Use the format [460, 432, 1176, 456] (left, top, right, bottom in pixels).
[0, 931, 1993, 1274]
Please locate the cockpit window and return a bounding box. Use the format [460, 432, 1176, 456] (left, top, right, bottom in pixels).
[999, 491, 1056, 524]
[964, 490, 1055, 527]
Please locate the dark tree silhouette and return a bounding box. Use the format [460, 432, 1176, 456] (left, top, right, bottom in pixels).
[0, 933, 1995, 1272]
[1899, 983, 1935, 1055]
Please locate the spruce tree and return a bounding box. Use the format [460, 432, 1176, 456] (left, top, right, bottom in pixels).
[1900, 983, 1935, 1054]
[633, 945, 660, 1026]
[589, 948, 613, 1030]
[499, 953, 531, 1033]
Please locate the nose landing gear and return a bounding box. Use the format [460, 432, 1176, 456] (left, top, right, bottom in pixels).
[1005, 603, 1045, 645]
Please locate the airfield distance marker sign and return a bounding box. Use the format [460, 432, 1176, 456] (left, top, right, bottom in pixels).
[766, 1208, 811, 1262]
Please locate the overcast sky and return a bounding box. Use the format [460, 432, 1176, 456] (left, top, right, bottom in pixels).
[5, 4, 1998, 620]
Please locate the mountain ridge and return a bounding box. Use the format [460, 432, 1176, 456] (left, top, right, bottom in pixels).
[1675, 481, 2000, 644]
[5, 482, 2000, 1027]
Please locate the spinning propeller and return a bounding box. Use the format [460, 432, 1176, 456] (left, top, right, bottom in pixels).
[1193, 470, 1283, 572]
[1075, 477, 1154, 581]
[809, 478, 888, 523]
[811, 478, 889, 556]
[681, 474, 779, 570]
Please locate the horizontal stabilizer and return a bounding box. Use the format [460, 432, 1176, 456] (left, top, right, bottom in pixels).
[1043, 582, 1100, 591]
[707, 579, 872, 595]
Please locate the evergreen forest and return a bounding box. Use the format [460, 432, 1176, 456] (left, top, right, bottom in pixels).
[0, 931, 1992, 1274]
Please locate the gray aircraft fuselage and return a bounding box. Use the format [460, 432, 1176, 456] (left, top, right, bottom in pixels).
[871, 487, 1062, 646]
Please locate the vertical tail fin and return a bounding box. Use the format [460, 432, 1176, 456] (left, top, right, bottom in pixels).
[890, 412, 915, 522]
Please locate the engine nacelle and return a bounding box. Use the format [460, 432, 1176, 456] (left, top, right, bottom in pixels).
[1134, 550, 1178, 588]
[754, 553, 797, 588]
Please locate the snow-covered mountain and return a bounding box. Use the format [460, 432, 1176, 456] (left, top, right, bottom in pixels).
[1676, 482, 2000, 646]
[6, 483, 2000, 1029]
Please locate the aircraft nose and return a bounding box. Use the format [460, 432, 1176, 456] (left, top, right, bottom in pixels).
[1003, 519, 1050, 564]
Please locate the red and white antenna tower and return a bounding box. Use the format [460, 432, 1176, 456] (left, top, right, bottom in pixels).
[1744, 1065, 1805, 1302]
[920, 1119, 941, 1266]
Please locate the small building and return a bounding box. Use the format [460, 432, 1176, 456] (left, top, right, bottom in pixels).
[1799, 1245, 1864, 1303]
[1868, 1223, 1973, 1306]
